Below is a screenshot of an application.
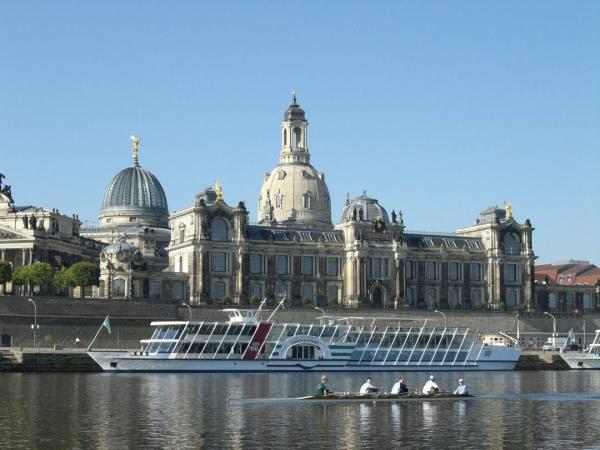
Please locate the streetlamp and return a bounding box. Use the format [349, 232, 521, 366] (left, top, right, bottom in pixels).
[544, 311, 557, 337]
[27, 298, 37, 348]
[434, 310, 447, 329]
[181, 303, 192, 321]
[314, 306, 326, 317]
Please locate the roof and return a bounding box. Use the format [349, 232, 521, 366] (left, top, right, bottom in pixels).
[404, 233, 484, 250]
[246, 225, 343, 243]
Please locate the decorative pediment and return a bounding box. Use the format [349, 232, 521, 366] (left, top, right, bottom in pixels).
[0, 227, 28, 240]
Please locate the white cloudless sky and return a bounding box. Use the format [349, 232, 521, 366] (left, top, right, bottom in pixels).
[1, 1, 598, 264]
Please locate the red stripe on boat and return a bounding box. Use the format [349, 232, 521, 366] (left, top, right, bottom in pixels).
[242, 323, 272, 360]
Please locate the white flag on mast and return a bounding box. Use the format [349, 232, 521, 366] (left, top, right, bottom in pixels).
[102, 315, 112, 334]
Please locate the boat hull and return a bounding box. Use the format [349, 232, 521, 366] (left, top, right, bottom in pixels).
[560, 353, 600, 369]
[88, 351, 519, 372]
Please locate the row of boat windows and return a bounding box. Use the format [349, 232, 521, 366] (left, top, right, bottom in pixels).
[348, 334, 468, 347]
[150, 325, 346, 341]
[348, 350, 470, 363]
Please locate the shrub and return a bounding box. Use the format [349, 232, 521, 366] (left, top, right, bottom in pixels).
[67, 262, 100, 297]
[53, 267, 71, 293]
[0, 260, 12, 285]
[249, 295, 260, 306]
[221, 295, 232, 305]
[497, 301, 506, 311]
[302, 297, 312, 306]
[451, 300, 462, 310]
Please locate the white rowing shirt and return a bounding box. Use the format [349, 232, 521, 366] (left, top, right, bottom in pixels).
[360, 382, 375, 394]
[422, 380, 439, 394]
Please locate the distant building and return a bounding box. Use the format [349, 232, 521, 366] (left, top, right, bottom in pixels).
[80, 138, 187, 300]
[534, 261, 600, 312]
[0, 176, 102, 293]
[167, 96, 535, 309]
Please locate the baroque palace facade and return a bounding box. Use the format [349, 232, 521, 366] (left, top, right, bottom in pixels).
[166, 96, 535, 309]
[0, 95, 537, 309]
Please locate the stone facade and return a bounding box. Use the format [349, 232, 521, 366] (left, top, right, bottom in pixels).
[0, 176, 102, 294]
[166, 98, 535, 310]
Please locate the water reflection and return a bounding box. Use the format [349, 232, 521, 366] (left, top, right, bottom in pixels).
[1, 371, 600, 448]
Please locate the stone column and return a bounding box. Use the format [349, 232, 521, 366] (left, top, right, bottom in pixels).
[236, 248, 244, 304]
[197, 246, 204, 304]
[1, 249, 5, 261]
[22, 249, 27, 266]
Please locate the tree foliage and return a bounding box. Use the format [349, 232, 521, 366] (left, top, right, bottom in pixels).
[11, 263, 53, 290]
[53, 267, 71, 291]
[0, 260, 12, 284]
[67, 262, 100, 289]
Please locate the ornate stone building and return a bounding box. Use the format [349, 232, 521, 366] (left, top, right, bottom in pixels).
[81, 137, 187, 300]
[166, 97, 536, 309]
[0, 175, 102, 293]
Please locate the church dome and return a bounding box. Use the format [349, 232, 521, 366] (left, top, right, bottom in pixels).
[259, 163, 332, 229]
[258, 95, 332, 229]
[340, 192, 389, 224]
[99, 138, 169, 228]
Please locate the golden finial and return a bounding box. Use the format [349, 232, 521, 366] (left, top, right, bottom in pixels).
[129, 135, 141, 166]
[504, 201, 513, 220]
[215, 181, 223, 201]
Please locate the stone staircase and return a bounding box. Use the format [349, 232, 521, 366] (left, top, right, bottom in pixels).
[0, 348, 18, 371]
[515, 352, 570, 370]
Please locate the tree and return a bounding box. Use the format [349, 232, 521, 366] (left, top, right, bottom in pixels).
[67, 261, 100, 298]
[29, 263, 54, 292]
[53, 267, 71, 294]
[11, 265, 32, 295]
[0, 260, 11, 294]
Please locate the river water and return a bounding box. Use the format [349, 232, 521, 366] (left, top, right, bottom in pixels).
[1, 371, 600, 449]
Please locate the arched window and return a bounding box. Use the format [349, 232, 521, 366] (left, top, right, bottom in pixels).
[292, 127, 302, 149]
[179, 229, 185, 244]
[303, 192, 311, 209]
[179, 256, 183, 272]
[283, 129, 288, 146]
[503, 233, 521, 255]
[211, 218, 228, 241]
[275, 192, 283, 209]
[277, 170, 286, 180]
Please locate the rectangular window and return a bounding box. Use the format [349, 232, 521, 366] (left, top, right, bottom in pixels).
[425, 261, 437, 280]
[583, 293, 592, 310]
[275, 281, 287, 299]
[149, 281, 161, 299]
[249, 282, 262, 299]
[405, 287, 413, 304]
[470, 263, 482, 281]
[372, 258, 382, 277]
[566, 292, 575, 310]
[548, 292, 557, 309]
[327, 284, 339, 303]
[506, 289, 518, 308]
[212, 252, 227, 272]
[504, 263, 518, 282]
[471, 289, 481, 303]
[301, 256, 314, 275]
[249, 254, 262, 274]
[275, 255, 289, 275]
[212, 280, 226, 300]
[405, 261, 414, 279]
[302, 283, 314, 302]
[448, 262, 460, 281]
[327, 257, 339, 277]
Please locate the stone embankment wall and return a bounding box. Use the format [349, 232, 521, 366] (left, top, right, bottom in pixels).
[0, 296, 597, 349]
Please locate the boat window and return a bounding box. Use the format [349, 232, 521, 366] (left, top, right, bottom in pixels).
[321, 327, 335, 337]
[290, 345, 316, 360]
[200, 324, 214, 335]
[309, 326, 322, 336]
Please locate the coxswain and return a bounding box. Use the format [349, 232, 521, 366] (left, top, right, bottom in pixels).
[315, 375, 331, 397]
[422, 375, 441, 394]
[359, 377, 379, 394]
[391, 376, 409, 395]
[453, 378, 468, 396]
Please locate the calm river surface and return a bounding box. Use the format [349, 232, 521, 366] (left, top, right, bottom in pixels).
[1, 371, 600, 449]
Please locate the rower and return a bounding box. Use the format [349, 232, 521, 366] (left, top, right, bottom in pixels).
[391, 376, 409, 395]
[315, 375, 331, 397]
[453, 378, 468, 396]
[422, 375, 441, 394]
[359, 377, 379, 394]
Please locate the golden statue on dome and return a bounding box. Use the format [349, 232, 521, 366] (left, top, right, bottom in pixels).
[129, 135, 141, 165]
[504, 201, 513, 220]
[215, 181, 223, 201]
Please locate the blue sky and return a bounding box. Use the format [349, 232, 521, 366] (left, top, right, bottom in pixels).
[1, 2, 599, 264]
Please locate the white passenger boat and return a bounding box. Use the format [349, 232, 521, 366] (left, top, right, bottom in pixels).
[561, 330, 600, 369]
[88, 301, 521, 372]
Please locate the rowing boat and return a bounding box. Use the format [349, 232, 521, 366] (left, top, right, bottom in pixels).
[229, 392, 474, 405]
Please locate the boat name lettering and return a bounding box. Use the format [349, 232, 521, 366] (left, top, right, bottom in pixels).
[288, 335, 322, 345]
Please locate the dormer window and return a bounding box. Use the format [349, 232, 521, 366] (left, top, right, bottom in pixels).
[303, 192, 312, 209]
[211, 218, 229, 241]
[277, 170, 286, 180]
[275, 192, 283, 209]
